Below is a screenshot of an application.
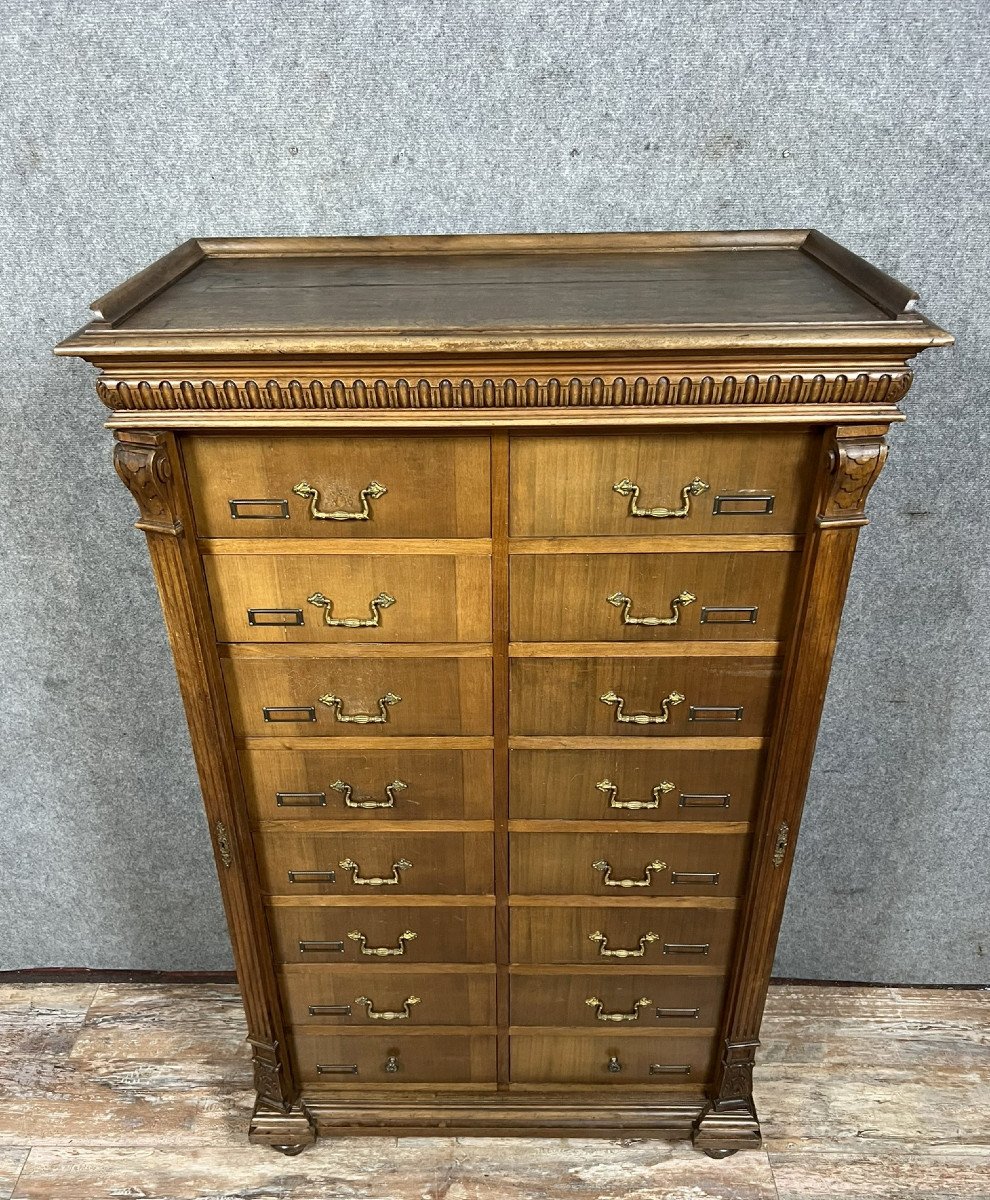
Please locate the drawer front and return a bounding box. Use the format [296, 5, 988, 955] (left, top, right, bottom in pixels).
[510, 906, 737, 966]
[509, 430, 818, 537]
[509, 1033, 717, 1084]
[510, 972, 726, 1028]
[292, 1032, 496, 1085]
[206, 553, 491, 644]
[280, 967, 495, 1027]
[242, 748, 493, 823]
[510, 552, 797, 643]
[268, 905, 495, 964]
[224, 656, 492, 737]
[255, 831, 493, 896]
[510, 657, 778, 737]
[185, 433, 491, 538]
[509, 748, 762, 822]
[510, 832, 748, 897]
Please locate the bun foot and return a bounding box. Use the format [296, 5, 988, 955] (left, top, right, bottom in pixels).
[273, 1142, 307, 1156]
[703, 1148, 738, 1159]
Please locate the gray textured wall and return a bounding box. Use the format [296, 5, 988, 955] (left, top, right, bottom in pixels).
[2, 1, 987, 982]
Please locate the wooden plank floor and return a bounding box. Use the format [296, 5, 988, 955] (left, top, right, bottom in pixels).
[0, 981, 987, 1199]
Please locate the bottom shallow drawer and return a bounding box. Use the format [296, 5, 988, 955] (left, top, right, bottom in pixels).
[510, 971, 725, 1028]
[509, 1034, 717, 1084]
[281, 966, 496, 1026]
[292, 1033, 497, 1085]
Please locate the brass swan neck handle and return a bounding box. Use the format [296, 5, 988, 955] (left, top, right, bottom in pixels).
[606, 590, 697, 627]
[319, 692, 401, 724]
[588, 930, 661, 958]
[292, 480, 387, 521]
[600, 689, 684, 725]
[331, 779, 407, 810]
[596, 778, 675, 811]
[585, 996, 652, 1022]
[307, 591, 395, 628]
[593, 859, 667, 888]
[338, 858, 412, 887]
[612, 476, 710, 519]
[354, 995, 421, 1021]
[347, 929, 417, 956]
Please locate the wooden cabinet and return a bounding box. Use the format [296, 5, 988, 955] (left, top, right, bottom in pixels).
[57, 230, 950, 1155]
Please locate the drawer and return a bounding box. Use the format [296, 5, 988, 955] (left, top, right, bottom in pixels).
[510, 832, 748, 897]
[509, 430, 818, 536]
[510, 552, 798, 642]
[206, 553, 491, 644]
[268, 904, 495, 964]
[510, 971, 725, 1028]
[184, 433, 491, 538]
[242, 748, 493, 823]
[280, 966, 495, 1026]
[509, 748, 762, 822]
[510, 905, 737, 965]
[509, 1033, 716, 1084]
[292, 1032, 496, 1085]
[509, 657, 778, 737]
[223, 655, 492, 737]
[255, 831, 493, 896]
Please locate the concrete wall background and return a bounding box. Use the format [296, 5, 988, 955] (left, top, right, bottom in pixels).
[2, 0, 987, 981]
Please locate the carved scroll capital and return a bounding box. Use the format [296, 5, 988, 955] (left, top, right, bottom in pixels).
[112, 431, 182, 535]
[819, 427, 889, 528]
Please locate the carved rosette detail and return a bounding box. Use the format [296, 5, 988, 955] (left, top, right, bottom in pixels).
[112, 433, 181, 534]
[96, 371, 913, 412]
[820, 429, 889, 527]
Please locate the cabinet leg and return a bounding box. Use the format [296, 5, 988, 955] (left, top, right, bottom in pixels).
[692, 1099, 762, 1156]
[249, 1097, 317, 1154]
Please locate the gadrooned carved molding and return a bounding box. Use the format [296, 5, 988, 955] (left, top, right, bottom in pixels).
[96, 371, 913, 411]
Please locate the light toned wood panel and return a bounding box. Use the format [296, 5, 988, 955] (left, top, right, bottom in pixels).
[509, 746, 764, 822]
[509, 735, 765, 751]
[509, 1033, 717, 1085]
[206, 553, 491, 644]
[510, 642, 781, 657]
[510, 972, 726, 1029]
[200, 537, 492, 555]
[254, 830, 493, 898]
[267, 895, 496, 908]
[507, 1026, 717, 1038]
[507, 821, 749, 834]
[510, 551, 799, 643]
[280, 967, 495, 1027]
[511, 535, 803, 553]
[508, 896, 737, 909]
[221, 642, 492, 659]
[509, 430, 819, 537]
[240, 747, 493, 823]
[510, 657, 779, 738]
[267, 904, 494, 964]
[291, 1032, 497, 1085]
[261, 821, 494, 833]
[509, 831, 749, 897]
[185, 432, 491, 538]
[223, 656, 492, 738]
[242, 735, 495, 751]
[509, 905, 739, 966]
[510, 964, 724, 976]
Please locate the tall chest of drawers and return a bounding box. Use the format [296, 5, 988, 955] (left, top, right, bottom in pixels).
[57, 231, 950, 1156]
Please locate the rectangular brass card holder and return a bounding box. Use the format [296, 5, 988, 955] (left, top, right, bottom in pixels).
[298, 940, 345, 954]
[656, 1007, 700, 1019]
[650, 1064, 692, 1075]
[288, 870, 336, 884]
[316, 1063, 359, 1075]
[248, 608, 304, 626]
[679, 793, 731, 809]
[700, 606, 759, 624]
[663, 943, 710, 955]
[689, 706, 743, 722]
[671, 872, 720, 886]
[308, 1004, 352, 1017]
[228, 498, 290, 519]
[277, 792, 327, 807]
[712, 493, 775, 515]
[263, 706, 316, 723]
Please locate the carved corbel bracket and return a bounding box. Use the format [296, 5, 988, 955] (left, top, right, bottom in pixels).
[112, 431, 182, 535]
[819, 426, 889, 528]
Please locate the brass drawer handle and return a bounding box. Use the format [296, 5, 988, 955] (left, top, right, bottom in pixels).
[596, 778, 674, 811]
[613, 476, 710, 519]
[585, 996, 652, 1022]
[606, 590, 696, 627]
[307, 591, 395, 628]
[600, 689, 684, 725]
[292, 480, 387, 521]
[593, 858, 667, 888]
[355, 995, 421, 1022]
[331, 779, 407, 810]
[319, 692, 401, 724]
[339, 857, 411, 887]
[589, 930, 660, 958]
[347, 929, 417, 956]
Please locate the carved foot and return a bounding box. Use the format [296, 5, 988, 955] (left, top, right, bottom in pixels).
[704, 1148, 738, 1160]
[692, 1099, 762, 1156]
[273, 1143, 307, 1157]
[249, 1097, 317, 1153]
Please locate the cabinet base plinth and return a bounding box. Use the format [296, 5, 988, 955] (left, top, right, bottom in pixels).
[249, 1098, 317, 1154]
[691, 1100, 762, 1154]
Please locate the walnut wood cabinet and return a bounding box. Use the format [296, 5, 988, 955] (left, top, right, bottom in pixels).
[56, 230, 950, 1155]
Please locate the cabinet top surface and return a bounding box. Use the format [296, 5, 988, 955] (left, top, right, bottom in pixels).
[56, 230, 950, 361]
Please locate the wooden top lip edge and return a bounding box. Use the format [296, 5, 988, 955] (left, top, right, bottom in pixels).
[53, 229, 953, 360]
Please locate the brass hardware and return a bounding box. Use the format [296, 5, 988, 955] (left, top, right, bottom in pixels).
[663, 943, 710, 955]
[606, 590, 696, 627]
[656, 1007, 700, 1019]
[215, 821, 232, 869]
[689, 705, 743, 722]
[247, 608, 304, 626]
[596, 778, 675, 811]
[292, 480, 387, 522]
[613, 476, 710, 519]
[308, 1004, 352, 1016]
[679, 793, 731, 809]
[773, 820, 790, 868]
[671, 871, 719, 886]
[606, 1055, 622, 1073]
[277, 792, 327, 807]
[228, 498, 289, 520]
[347, 929, 417, 956]
[331, 779, 407, 810]
[700, 606, 758, 625]
[599, 689, 684, 725]
[712, 492, 774, 515]
[287, 869, 336, 884]
[589, 931, 660, 959]
[384, 1055, 400, 1073]
[585, 996, 652, 1022]
[593, 859, 667, 888]
[316, 1063, 358, 1075]
[338, 858, 412, 887]
[298, 940, 344, 954]
[307, 591, 396, 628]
[650, 1063, 692, 1075]
[263, 706, 316, 723]
[355, 995, 421, 1022]
[319, 692, 400, 725]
